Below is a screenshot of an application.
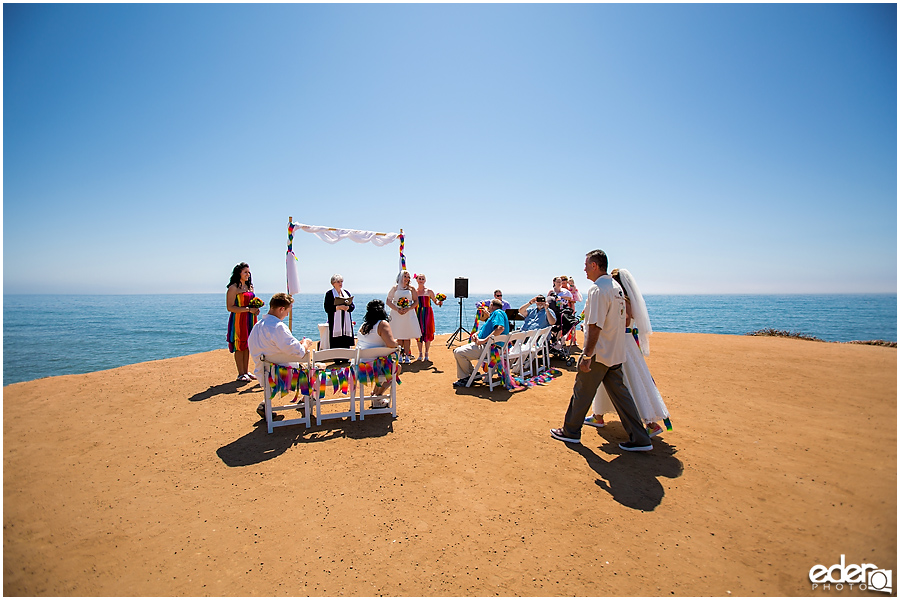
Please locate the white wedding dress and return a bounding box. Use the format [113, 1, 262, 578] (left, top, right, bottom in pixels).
[593, 330, 671, 426]
[389, 288, 422, 340]
[593, 269, 672, 429]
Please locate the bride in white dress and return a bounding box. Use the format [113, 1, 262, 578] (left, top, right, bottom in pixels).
[386, 270, 421, 363]
[586, 268, 672, 437]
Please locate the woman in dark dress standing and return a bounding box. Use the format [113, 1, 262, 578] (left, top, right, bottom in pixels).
[226, 262, 260, 381]
[324, 273, 355, 349]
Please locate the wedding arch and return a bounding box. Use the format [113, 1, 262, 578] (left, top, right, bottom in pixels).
[285, 218, 406, 328]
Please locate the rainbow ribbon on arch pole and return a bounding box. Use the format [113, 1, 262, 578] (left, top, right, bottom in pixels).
[286, 220, 301, 295]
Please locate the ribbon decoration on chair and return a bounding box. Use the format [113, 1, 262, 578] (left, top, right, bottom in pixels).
[485, 343, 519, 389]
[268, 365, 312, 401]
[321, 366, 354, 395]
[267, 364, 359, 401]
[314, 366, 356, 398]
[468, 301, 491, 342]
[481, 343, 564, 391]
[356, 354, 401, 387]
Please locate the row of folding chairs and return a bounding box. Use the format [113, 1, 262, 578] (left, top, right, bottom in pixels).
[464, 326, 554, 390]
[257, 346, 401, 434]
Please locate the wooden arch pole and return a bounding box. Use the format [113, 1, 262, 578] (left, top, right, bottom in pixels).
[288, 215, 293, 331]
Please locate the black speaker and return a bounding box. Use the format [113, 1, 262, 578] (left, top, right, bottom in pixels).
[454, 277, 468, 299]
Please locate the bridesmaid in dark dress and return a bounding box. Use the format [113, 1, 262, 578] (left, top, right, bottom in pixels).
[226, 262, 260, 381]
[324, 274, 355, 349]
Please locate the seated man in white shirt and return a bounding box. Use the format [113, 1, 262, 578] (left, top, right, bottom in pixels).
[248, 292, 315, 421]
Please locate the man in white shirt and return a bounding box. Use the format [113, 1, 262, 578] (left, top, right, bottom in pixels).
[248, 293, 315, 421]
[550, 250, 653, 451]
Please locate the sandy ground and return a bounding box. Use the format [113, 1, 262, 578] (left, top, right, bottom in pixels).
[3, 332, 896, 596]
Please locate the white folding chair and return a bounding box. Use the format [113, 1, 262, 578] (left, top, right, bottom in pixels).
[503, 330, 530, 379]
[357, 346, 401, 420]
[530, 326, 553, 375]
[258, 355, 312, 434]
[466, 333, 510, 390]
[518, 329, 541, 378]
[308, 348, 357, 425]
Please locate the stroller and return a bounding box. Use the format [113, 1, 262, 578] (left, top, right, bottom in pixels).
[547, 293, 580, 367]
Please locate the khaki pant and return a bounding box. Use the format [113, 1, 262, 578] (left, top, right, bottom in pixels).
[563, 360, 651, 445]
[452, 342, 487, 380]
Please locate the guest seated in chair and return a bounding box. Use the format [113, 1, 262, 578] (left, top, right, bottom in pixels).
[357, 299, 403, 406]
[452, 298, 510, 388]
[248, 293, 315, 420]
[491, 289, 511, 310]
[518, 295, 557, 331]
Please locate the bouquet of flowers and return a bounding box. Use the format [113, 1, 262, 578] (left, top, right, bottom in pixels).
[396, 297, 411, 309]
[249, 297, 265, 308]
[435, 293, 447, 302]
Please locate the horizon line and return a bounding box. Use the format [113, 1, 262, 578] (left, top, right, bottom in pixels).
[3, 291, 897, 297]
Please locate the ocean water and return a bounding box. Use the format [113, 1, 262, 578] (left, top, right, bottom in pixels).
[3, 293, 895, 386]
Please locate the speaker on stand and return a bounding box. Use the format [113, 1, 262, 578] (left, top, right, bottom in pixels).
[446, 278, 470, 347]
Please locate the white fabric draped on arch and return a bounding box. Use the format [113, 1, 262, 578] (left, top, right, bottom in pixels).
[286, 222, 403, 294]
[297, 224, 400, 247]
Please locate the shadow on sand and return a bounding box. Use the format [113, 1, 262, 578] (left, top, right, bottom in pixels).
[452, 381, 523, 402]
[216, 414, 395, 467]
[188, 378, 256, 402]
[401, 359, 444, 375]
[566, 426, 683, 511]
[451, 364, 571, 402]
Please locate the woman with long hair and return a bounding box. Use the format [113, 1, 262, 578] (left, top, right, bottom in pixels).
[357, 299, 402, 403]
[414, 273, 443, 362]
[386, 270, 421, 363]
[226, 262, 260, 381]
[585, 268, 671, 437]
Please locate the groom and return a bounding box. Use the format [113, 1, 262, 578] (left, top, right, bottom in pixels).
[550, 249, 653, 451]
[248, 293, 315, 421]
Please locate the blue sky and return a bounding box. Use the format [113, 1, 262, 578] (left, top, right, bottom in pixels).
[4, 3, 896, 295]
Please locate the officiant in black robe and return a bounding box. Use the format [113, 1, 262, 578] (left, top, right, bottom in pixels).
[324, 274, 355, 349]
